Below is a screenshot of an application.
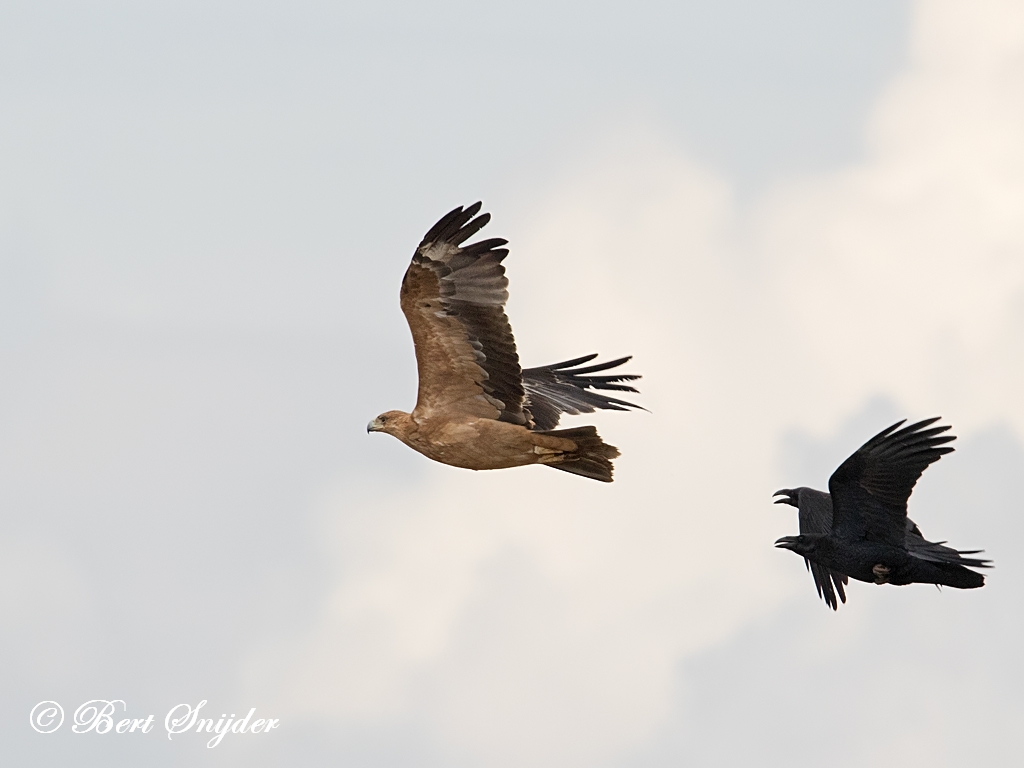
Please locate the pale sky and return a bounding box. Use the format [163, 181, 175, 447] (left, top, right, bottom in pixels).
[3, 1, 1023, 766]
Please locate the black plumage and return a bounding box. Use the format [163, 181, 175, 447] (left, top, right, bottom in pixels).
[774, 418, 991, 609]
[772, 488, 848, 610]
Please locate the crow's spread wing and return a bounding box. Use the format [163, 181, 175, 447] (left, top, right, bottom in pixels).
[904, 518, 991, 569]
[795, 489, 848, 610]
[828, 418, 955, 546]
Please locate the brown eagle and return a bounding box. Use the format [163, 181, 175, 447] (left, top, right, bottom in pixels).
[367, 202, 642, 482]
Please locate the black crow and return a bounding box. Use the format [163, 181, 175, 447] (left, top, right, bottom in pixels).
[774, 418, 990, 609]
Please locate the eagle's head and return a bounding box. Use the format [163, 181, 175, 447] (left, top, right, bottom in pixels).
[367, 410, 410, 436]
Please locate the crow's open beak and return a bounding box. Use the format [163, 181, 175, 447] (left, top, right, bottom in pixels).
[773, 489, 795, 505]
[775, 535, 800, 550]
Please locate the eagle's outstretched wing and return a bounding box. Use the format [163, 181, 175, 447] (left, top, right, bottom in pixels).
[401, 203, 528, 424]
[523, 355, 643, 431]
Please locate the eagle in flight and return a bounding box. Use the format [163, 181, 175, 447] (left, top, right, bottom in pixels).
[367, 203, 642, 482]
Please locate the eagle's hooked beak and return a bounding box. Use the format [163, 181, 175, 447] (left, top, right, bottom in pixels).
[367, 417, 384, 434]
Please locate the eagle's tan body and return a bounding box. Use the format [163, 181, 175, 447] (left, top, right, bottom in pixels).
[367, 203, 638, 482]
[373, 410, 577, 471]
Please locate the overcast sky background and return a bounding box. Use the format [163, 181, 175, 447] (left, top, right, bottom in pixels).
[3, 0, 1024, 765]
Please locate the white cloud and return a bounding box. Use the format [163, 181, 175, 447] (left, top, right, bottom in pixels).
[251, 1, 1024, 764]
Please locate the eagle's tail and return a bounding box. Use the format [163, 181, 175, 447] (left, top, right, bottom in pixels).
[537, 425, 620, 483]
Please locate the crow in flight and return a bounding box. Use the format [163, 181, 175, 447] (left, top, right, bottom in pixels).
[774, 418, 990, 609]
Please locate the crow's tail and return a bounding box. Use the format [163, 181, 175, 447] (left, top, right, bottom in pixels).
[906, 526, 990, 589]
[919, 560, 987, 589]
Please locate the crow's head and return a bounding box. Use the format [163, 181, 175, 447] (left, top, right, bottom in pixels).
[774, 534, 818, 558]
